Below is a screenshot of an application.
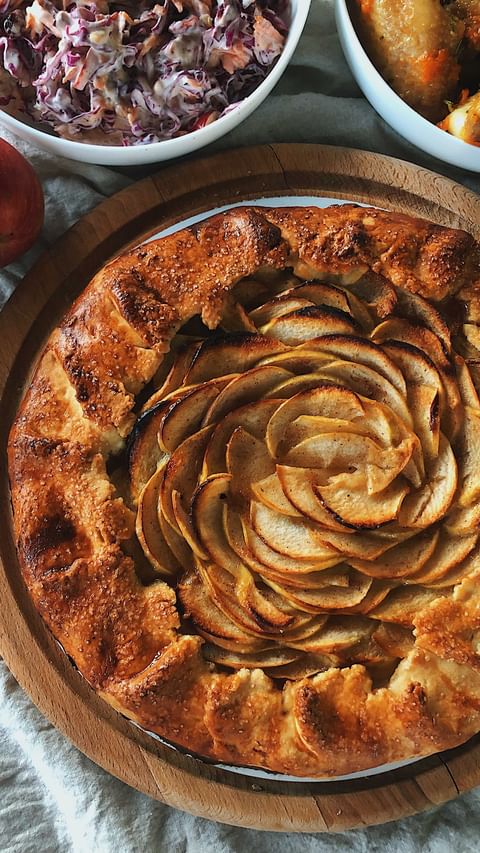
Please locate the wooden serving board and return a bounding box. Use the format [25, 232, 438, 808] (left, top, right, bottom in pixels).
[1, 144, 480, 833]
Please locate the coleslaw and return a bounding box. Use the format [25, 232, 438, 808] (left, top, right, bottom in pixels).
[0, 0, 289, 145]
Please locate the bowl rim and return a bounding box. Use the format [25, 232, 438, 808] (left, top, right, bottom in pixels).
[0, 0, 311, 164]
[335, 0, 480, 168]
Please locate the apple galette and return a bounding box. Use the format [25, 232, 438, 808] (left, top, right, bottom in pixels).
[8, 205, 480, 776]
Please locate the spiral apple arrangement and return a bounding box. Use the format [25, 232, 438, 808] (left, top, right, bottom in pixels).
[129, 269, 480, 681]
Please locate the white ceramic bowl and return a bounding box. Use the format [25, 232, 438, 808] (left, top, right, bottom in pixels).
[0, 0, 310, 166]
[335, 0, 480, 173]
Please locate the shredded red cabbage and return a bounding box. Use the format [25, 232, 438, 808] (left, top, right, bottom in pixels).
[0, 0, 289, 145]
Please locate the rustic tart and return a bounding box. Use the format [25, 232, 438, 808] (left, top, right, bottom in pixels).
[8, 205, 480, 777]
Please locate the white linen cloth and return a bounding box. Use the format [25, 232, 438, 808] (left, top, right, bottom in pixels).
[1, 2, 480, 850]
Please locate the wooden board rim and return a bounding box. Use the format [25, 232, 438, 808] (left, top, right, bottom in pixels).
[1, 143, 480, 833]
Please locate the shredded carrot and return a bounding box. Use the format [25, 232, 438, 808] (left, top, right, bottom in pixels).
[418, 49, 457, 85]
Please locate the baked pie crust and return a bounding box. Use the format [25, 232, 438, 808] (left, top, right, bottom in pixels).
[8, 204, 480, 777]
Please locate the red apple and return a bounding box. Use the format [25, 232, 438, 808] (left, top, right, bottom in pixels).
[0, 137, 44, 268]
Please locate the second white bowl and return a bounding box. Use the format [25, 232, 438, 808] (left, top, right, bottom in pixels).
[335, 0, 480, 173]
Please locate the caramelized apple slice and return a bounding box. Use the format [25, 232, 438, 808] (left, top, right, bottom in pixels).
[369, 586, 448, 626]
[226, 427, 275, 508]
[203, 399, 280, 476]
[292, 617, 374, 654]
[158, 377, 232, 453]
[239, 518, 340, 573]
[184, 333, 287, 384]
[250, 501, 338, 562]
[317, 470, 409, 529]
[191, 475, 294, 631]
[160, 424, 213, 531]
[178, 570, 264, 652]
[396, 288, 451, 354]
[349, 272, 397, 317]
[350, 528, 440, 578]
[306, 334, 407, 395]
[128, 401, 170, 500]
[146, 341, 199, 407]
[136, 466, 180, 576]
[202, 365, 292, 426]
[251, 473, 302, 517]
[249, 295, 314, 326]
[455, 355, 480, 409]
[257, 349, 334, 374]
[263, 572, 372, 614]
[456, 406, 480, 508]
[202, 644, 301, 670]
[261, 306, 358, 344]
[276, 465, 351, 531]
[315, 360, 412, 426]
[446, 501, 480, 535]
[409, 533, 478, 585]
[266, 385, 364, 457]
[398, 435, 457, 528]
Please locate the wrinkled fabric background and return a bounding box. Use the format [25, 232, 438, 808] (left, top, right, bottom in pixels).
[1, 1, 480, 850]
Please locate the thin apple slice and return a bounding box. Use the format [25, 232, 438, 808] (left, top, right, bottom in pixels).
[178, 569, 265, 652]
[250, 500, 338, 561]
[455, 355, 480, 409]
[292, 617, 374, 654]
[282, 414, 373, 449]
[311, 526, 398, 560]
[196, 559, 273, 636]
[372, 623, 415, 659]
[263, 565, 351, 590]
[315, 360, 413, 427]
[368, 586, 447, 625]
[463, 323, 480, 353]
[348, 272, 397, 317]
[306, 334, 407, 396]
[261, 306, 358, 345]
[220, 298, 258, 333]
[350, 528, 439, 578]
[147, 341, 199, 406]
[283, 432, 413, 495]
[372, 318, 462, 438]
[381, 339, 442, 392]
[202, 365, 292, 426]
[398, 434, 457, 528]
[263, 572, 372, 614]
[266, 385, 364, 457]
[446, 501, 480, 535]
[171, 489, 208, 560]
[158, 508, 193, 570]
[249, 295, 314, 326]
[276, 465, 352, 531]
[239, 517, 341, 573]
[256, 349, 334, 374]
[201, 644, 301, 670]
[456, 406, 480, 508]
[158, 377, 232, 453]
[405, 384, 440, 462]
[287, 281, 373, 330]
[226, 426, 275, 508]
[184, 333, 287, 385]
[409, 532, 478, 585]
[264, 655, 333, 680]
[339, 579, 392, 614]
[128, 401, 170, 500]
[264, 373, 340, 399]
[251, 473, 302, 517]
[203, 399, 280, 476]
[426, 546, 480, 588]
[136, 466, 180, 576]
[396, 288, 451, 353]
[317, 470, 409, 529]
[191, 475, 294, 631]
[231, 276, 270, 309]
[160, 424, 213, 531]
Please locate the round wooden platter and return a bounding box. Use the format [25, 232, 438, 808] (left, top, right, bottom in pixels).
[1, 143, 480, 834]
